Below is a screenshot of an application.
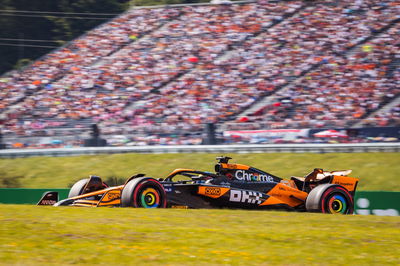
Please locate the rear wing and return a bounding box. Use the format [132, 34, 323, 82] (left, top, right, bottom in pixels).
[317, 170, 352, 179]
[37, 191, 59, 206]
[290, 169, 358, 194]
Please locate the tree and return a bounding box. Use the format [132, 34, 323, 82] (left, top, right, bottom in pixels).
[0, 0, 128, 75]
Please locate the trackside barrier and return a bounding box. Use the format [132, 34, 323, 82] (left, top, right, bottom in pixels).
[0, 189, 69, 204]
[0, 143, 399, 158]
[354, 191, 400, 216]
[0, 189, 398, 216]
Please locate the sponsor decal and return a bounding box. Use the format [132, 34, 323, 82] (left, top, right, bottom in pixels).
[163, 184, 173, 193]
[332, 176, 357, 191]
[99, 190, 121, 205]
[334, 182, 354, 187]
[40, 200, 56, 205]
[229, 189, 263, 204]
[205, 187, 222, 196]
[198, 186, 229, 198]
[226, 164, 237, 169]
[164, 187, 173, 193]
[235, 170, 274, 182]
[106, 192, 119, 201]
[171, 205, 189, 209]
[221, 163, 249, 170]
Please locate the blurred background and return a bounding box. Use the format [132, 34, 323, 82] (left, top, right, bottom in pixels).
[0, 0, 399, 149]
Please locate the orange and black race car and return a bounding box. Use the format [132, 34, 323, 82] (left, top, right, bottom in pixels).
[38, 157, 359, 214]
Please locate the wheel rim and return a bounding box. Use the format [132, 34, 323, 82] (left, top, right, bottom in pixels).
[131, 179, 167, 208]
[139, 187, 160, 208]
[320, 186, 353, 214]
[327, 194, 348, 214]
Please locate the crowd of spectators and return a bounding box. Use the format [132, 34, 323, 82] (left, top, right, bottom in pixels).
[0, 7, 181, 113]
[230, 22, 399, 130]
[0, 0, 399, 147]
[362, 103, 400, 127]
[1, 0, 304, 136]
[111, 0, 399, 134]
[0, 6, 181, 135]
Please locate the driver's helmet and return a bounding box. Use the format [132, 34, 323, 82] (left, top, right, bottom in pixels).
[198, 174, 211, 180]
[198, 174, 213, 183]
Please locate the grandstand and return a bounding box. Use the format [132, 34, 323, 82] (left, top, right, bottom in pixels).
[0, 0, 399, 148]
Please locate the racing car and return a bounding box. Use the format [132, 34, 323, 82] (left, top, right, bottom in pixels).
[38, 156, 359, 214]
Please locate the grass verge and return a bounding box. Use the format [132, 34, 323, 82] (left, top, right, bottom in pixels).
[0, 205, 399, 265]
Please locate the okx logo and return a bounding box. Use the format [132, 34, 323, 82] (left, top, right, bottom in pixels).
[229, 189, 263, 204]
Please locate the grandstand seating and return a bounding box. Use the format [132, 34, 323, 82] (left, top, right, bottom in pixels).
[0, 0, 399, 147]
[0, 8, 181, 111]
[228, 22, 400, 130]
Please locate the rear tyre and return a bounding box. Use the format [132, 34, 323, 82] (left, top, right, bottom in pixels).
[306, 184, 353, 214]
[121, 177, 167, 208]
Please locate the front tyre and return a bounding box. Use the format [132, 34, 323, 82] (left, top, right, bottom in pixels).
[121, 177, 167, 208]
[68, 178, 108, 198]
[68, 179, 89, 198]
[306, 184, 354, 214]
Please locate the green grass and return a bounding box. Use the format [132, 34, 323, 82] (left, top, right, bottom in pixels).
[0, 205, 399, 265]
[0, 153, 399, 190]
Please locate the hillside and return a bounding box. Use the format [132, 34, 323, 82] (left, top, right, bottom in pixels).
[1, 153, 399, 190]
